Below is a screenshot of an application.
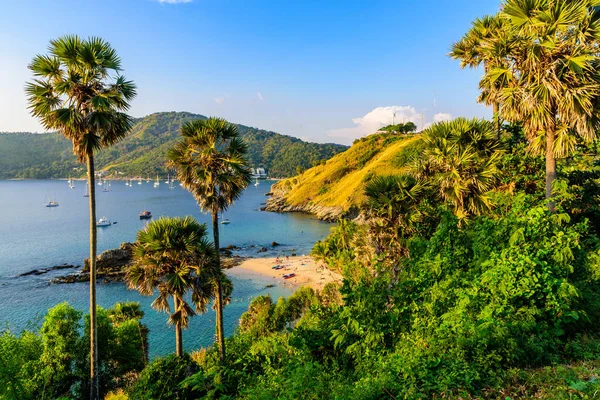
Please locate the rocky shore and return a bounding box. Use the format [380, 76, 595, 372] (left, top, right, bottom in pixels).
[262, 183, 345, 222]
[46, 243, 247, 284]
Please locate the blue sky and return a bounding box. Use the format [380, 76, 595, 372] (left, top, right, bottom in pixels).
[0, 0, 500, 144]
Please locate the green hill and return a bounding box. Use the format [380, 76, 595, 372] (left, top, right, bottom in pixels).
[0, 112, 347, 179]
[264, 132, 422, 220]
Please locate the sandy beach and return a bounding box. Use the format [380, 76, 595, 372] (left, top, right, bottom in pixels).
[226, 255, 342, 291]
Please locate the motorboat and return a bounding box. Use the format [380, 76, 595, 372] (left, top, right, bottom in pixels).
[139, 210, 152, 220]
[97, 217, 112, 227]
[220, 218, 230, 225]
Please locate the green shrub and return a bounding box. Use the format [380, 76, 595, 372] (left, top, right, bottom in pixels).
[128, 354, 197, 400]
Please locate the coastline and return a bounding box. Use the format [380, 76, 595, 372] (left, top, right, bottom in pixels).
[227, 255, 342, 291]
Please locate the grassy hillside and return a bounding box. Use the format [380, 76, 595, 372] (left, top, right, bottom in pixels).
[269, 132, 422, 217]
[0, 112, 347, 179]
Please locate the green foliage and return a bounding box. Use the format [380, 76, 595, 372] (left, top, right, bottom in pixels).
[0, 302, 148, 399]
[128, 354, 197, 400]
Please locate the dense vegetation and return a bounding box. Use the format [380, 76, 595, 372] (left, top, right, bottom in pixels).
[0, 112, 347, 179]
[5, 1, 600, 398]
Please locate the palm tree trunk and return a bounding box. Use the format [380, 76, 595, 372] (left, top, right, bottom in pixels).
[86, 153, 99, 400]
[212, 208, 225, 362]
[493, 102, 500, 139]
[546, 128, 556, 212]
[174, 296, 183, 357]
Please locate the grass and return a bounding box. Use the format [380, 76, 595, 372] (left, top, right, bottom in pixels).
[274, 132, 422, 213]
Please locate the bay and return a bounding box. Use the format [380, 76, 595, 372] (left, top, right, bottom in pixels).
[0, 179, 331, 357]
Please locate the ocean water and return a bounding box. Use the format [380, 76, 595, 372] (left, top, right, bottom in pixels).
[0, 179, 332, 357]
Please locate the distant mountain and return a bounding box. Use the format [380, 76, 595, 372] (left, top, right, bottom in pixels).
[0, 112, 347, 179]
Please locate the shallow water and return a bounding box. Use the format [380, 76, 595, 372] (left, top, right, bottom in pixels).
[0, 179, 332, 357]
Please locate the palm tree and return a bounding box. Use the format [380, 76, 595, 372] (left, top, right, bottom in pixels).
[450, 14, 508, 138]
[476, 0, 600, 210]
[168, 118, 251, 361]
[25, 35, 136, 399]
[364, 175, 426, 267]
[415, 118, 503, 220]
[126, 216, 219, 357]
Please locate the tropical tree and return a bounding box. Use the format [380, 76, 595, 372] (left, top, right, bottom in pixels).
[469, 1, 600, 210]
[25, 35, 136, 399]
[167, 118, 251, 361]
[414, 118, 503, 220]
[126, 216, 219, 357]
[364, 175, 426, 260]
[450, 14, 508, 137]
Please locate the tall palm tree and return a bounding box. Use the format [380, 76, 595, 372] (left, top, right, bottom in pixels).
[450, 14, 508, 138]
[25, 35, 136, 399]
[127, 216, 219, 357]
[415, 118, 503, 220]
[168, 118, 251, 361]
[477, 0, 600, 210]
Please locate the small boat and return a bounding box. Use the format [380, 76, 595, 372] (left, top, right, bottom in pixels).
[154, 175, 160, 188]
[139, 210, 152, 220]
[138, 177, 142, 185]
[220, 219, 230, 225]
[44, 193, 59, 207]
[165, 174, 170, 184]
[102, 180, 109, 192]
[97, 217, 112, 227]
[254, 178, 259, 187]
[282, 273, 296, 279]
[84, 182, 89, 197]
[97, 176, 103, 186]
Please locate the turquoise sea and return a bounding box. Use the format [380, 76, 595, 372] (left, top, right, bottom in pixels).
[0, 179, 332, 357]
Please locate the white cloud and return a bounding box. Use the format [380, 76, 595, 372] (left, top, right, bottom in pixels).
[433, 113, 452, 123]
[214, 95, 228, 104]
[257, 92, 263, 101]
[156, 0, 192, 3]
[327, 105, 453, 144]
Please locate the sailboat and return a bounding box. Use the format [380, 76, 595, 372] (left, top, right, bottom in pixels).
[220, 213, 230, 224]
[97, 176, 103, 186]
[165, 174, 170, 184]
[44, 193, 59, 207]
[102, 180, 109, 192]
[84, 182, 89, 197]
[138, 177, 142, 185]
[254, 178, 259, 187]
[69, 178, 75, 189]
[154, 175, 160, 188]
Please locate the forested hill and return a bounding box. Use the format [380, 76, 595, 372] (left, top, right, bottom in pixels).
[0, 112, 347, 179]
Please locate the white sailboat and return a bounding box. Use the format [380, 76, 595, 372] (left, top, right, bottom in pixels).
[138, 177, 142, 185]
[102, 180, 109, 192]
[165, 174, 170, 184]
[254, 178, 259, 187]
[84, 182, 89, 197]
[154, 175, 160, 188]
[44, 193, 59, 207]
[69, 178, 75, 189]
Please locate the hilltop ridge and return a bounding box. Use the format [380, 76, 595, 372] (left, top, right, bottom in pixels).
[0, 112, 347, 179]
[264, 132, 422, 221]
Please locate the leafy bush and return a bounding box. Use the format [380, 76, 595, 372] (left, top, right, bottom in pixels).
[128, 354, 197, 400]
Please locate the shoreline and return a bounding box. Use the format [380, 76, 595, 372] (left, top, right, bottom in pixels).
[227, 255, 342, 291]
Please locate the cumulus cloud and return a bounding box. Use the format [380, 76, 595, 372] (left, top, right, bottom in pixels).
[257, 92, 263, 101]
[328, 105, 449, 144]
[433, 113, 452, 123]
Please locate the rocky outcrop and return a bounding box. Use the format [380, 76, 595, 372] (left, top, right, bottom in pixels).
[262, 183, 345, 222]
[53, 242, 135, 284]
[19, 264, 78, 277]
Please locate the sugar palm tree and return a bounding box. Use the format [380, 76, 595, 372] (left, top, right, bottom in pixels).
[25, 35, 136, 399]
[415, 118, 503, 220]
[450, 14, 508, 137]
[127, 216, 219, 357]
[168, 118, 251, 361]
[364, 175, 426, 266]
[477, 0, 600, 210]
